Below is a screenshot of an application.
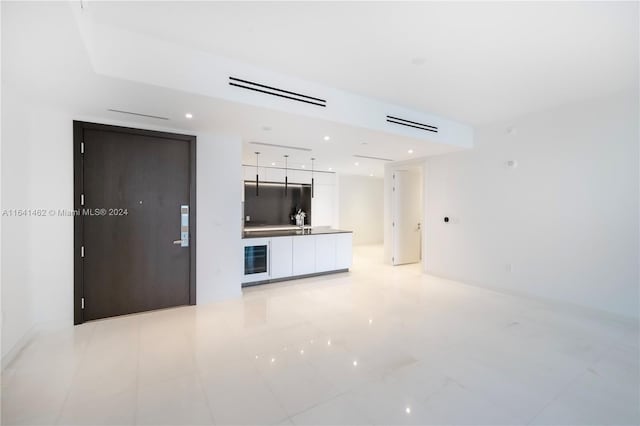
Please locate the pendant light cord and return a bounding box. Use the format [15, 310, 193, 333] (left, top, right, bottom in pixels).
[284, 155, 289, 197]
[311, 158, 315, 198]
[255, 152, 260, 196]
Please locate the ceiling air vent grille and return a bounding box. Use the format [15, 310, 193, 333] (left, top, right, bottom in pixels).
[386, 115, 438, 133]
[107, 109, 169, 120]
[229, 77, 327, 108]
[353, 154, 394, 162]
[249, 141, 312, 152]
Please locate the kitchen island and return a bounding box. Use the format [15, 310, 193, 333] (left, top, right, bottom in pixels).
[242, 227, 353, 286]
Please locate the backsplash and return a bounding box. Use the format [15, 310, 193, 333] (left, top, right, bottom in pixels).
[244, 181, 311, 227]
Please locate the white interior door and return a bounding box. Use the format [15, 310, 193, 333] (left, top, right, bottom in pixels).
[392, 170, 422, 265]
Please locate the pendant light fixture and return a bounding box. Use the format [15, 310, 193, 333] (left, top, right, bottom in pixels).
[311, 157, 315, 198]
[284, 155, 289, 197]
[255, 151, 260, 196]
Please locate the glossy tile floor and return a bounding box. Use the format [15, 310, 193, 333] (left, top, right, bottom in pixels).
[2, 245, 639, 426]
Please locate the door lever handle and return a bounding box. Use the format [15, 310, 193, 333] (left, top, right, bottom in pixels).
[177, 205, 189, 247]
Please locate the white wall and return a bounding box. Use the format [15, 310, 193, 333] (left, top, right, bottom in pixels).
[1, 90, 77, 361]
[424, 92, 639, 319]
[1, 89, 41, 363]
[197, 133, 243, 303]
[337, 174, 384, 245]
[1, 89, 243, 361]
[311, 184, 335, 227]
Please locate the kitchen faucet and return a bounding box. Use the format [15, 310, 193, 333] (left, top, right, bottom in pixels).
[294, 209, 307, 233]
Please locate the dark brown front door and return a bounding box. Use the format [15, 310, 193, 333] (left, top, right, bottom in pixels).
[73, 122, 196, 324]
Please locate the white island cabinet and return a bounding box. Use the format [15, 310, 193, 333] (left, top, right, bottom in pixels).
[270, 236, 293, 279]
[335, 233, 353, 270]
[292, 235, 316, 276]
[315, 235, 336, 272]
[242, 231, 352, 285]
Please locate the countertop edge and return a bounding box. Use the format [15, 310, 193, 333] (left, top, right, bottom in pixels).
[242, 228, 353, 239]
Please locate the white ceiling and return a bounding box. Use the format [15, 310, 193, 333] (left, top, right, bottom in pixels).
[86, 1, 639, 125]
[3, 1, 638, 176]
[3, 1, 470, 176]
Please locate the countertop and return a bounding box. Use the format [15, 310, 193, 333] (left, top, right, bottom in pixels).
[243, 226, 353, 239]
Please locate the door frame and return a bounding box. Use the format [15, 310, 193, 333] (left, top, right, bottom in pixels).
[73, 121, 197, 325]
[390, 168, 423, 266]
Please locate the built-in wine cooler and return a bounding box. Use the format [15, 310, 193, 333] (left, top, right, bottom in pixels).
[242, 238, 270, 284]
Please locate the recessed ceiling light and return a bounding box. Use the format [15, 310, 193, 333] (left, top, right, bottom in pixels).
[271, 162, 276, 166]
[369, 173, 374, 177]
[354, 162, 359, 166]
[353, 360, 358, 367]
[405, 407, 412, 414]
[328, 167, 333, 171]
[301, 165, 306, 168]
[408, 149, 414, 154]
[185, 113, 193, 119]
[323, 136, 330, 141]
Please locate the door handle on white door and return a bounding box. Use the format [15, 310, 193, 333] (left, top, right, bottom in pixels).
[173, 240, 182, 245]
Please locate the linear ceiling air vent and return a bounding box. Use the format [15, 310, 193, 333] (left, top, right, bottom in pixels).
[386, 115, 438, 133]
[229, 77, 327, 108]
[353, 154, 394, 162]
[107, 109, 169, 120]
[249, 142, 312, 152]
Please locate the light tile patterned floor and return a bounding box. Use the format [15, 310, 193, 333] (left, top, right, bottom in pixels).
[2, 245, 638, 425]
